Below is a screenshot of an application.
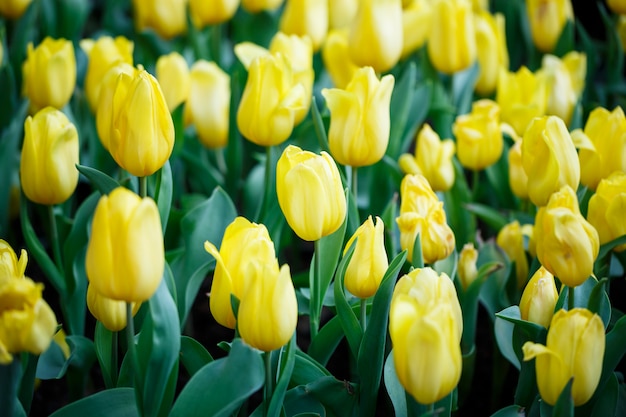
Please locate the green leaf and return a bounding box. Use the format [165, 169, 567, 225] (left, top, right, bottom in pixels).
[490, 405, 526, 417]
[442, 160, 475, 250]
[540, 379, 573, 417]
[0, 100, 26, 237]
[268, 335, 297, 417]
[169, 339, 264, 417]
[452, 62, 479, 115]
[596, 235, 626, 264]
[555, 277, 611, 327]
[49, 388, 138, 417]
[387, 62, 417, 159]
[181, 260, 214, 326]
[311, 96, 330, 153]
[308, 313, 345, 366]
[36, 338, 69, 380]
[283, 376, 358, 417]
[179, 336, 214, 377]
[291, 350, 331, 387]
[94, 322, 116, 388]
[76, 164, 121, 195]
[589, 372, 618, 417]
[1, 357, 22, 417]
[494, 312, 520, 370]
[465, 203, 509, 232]
[495, 306, 546, 341]
[478, 242, 513, 318]
[154, 161, 173, 234]
[332, 242, 362, 360]
[384, 351, 407, 417]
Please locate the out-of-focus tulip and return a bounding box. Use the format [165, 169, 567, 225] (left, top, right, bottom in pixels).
[458, 243, 478, 290]
[238, 264, 297, 351]
[522, 308, 604, 406]
[22, 37, 76, 113]
[519, 266, 558, 328]
[189, 0, 239, 26]
[427, 0, 476, 74]
[321, 29, 359, 89]
[577, 106, 626, 190]
[348, 0, 403, 73]
[396, 174, 455, 264]
[474, 11, 508, 96]
[344, 216, 389, 298]
[390, 267, 462, 404]
[496, 66, 548, 137]
[608, 0, 626, 14]
[106, 68, 175, 177]
[86, 187, 164, 303]
[184, 60, 230, 149]
[237, 54, 307, 146]
[81, 36, 134, 111]
[131, 0, 187, 39]
[322, 67, 394, 167]
[535, 186, 599, 287]
[508, 139, 529, 199]
[0, 0, 32, 19]
[618, 16, 626, 52]
[497, 221, 529, 289]
[398, 124, 456, 192]
[0, 240, 27, 285]
[20, 107, 79, 205]
[156, 52, 190, 112]
[276, 145, 346, 241]
[401, 0, 432, 58]
[241, 0, 283, 12]
[471, 0, 487, 10]
[587, 172, 626, 251]
[279, 0, 328, 51]
[526, 0, 573, 53]
[329, 0, 358, 29]
[542, 52, 586, 125]
[86, 284, 141, 332]
[452, 99, 504, 171]
[204, 217, 278, 329]
[522, 115, 579, 206]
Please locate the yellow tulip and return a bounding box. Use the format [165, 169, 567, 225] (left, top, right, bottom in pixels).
[241, 0, 283, 12]
[348, 0, 403, 73]
[534, 186, 599, 287]
[322, 67, 395, 167]
[107, 68, 175, 177]
[608, 0, 626, 14]
[458, 243, 478, 290]
[276, 145, 347, 241]
[542, 52, 586, 125]
[80, 36, 134, 111]
[519, 266, 558, 328]
[496, 221, 529, 289]
[156, 52, 190, 112]
[508, 139, 529, 199]
[184, 61, 230, 149]
[474, 11, 508, 96]
[522, 308, 604, 406]
[20, 107, 79, 205]
[86, 284, 141, 332]
[522, 115, 579, 206]
[328, 0, 358, 29]
[86, 187, 164, 303]
[189, 0, 239, 26]
[0, 240, 27, 286]
[204, 217, 278, 329]
[427, 0, 476, 74]
[618, 16, 626, 52]
[131, 0, 187, 39]
[390, 267, 462, 404]
[22, 37, 76, 113]
[0, 0, 32, 19]
[578, 106, 626, 190]
[401, 0, 432, 58]
[238, 264, 297, 351]
[321, 29, 359, 89]
[279, 0, 328, 51]
[526, 0, 573, 53]
[587, 172, 626, 251]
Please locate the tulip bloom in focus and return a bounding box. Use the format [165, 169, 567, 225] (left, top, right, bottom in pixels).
[519, 266, 558, 328]
[526, 0, 573, 53]
[496, 221, 529, 288]
[20, 107, 79, 205]
[131, 0, 187, 39]
[279, 0, 328, 51]
[523, 308, 604, 406]
[189, 0, 239, 26]
[457, 243, 478, 290]
[587, 172, 626, 251]
[156, 52, 190, 112]
[87, 284, 141, 332]
[86, 187, 164, 303]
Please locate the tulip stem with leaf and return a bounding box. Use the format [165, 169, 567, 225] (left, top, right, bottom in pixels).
[263, 351, 273, 417]
[139, 176, 148, 199]
[568, 286, 575, 310]
[47, 205, 63, 272]
[360, 298, 367, 330]
[125, 302, 143, 414]
[310, 239, 322, 339]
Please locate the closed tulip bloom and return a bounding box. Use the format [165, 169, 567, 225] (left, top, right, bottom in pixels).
[329, 0, 358, 29]
[86, 187, 164, 303]
[398, 124, 456, 192]
[458, 243, 478, 290]
[132, 0, 187, 39]
[204, 217, 278, 329]
[519, 266, 558, 328]
[587, 172, 626, 251]
[80, 36, 134, 111]
[20, 107, 79, 205]
[237, 54, 307, 146]
[238, 264, 297, 351]
[156, 52, 190, 112]
[522, 115, 579, 206]
[0, 240, 27, 285]
[497, 221, 529, 289]
[508, 140, 529, 199]
[0, 0, 32, 19]
[87, 284, 141, 332]
[108, 69, 175, 177]
[241, 0, 283, 12]
[535, 186, 599, 287]
[474, 11, 508, 96]
[401, 0, 432, 58]
[344, 216, 389, 299]
[526, 0, 573, 53]
[277, 145, 346, 241]
[189, 0, 239, 26]
[608, 0, 626, 14]
[523, 308, 604, 406]
[184, 61, 230, 149]
[348, 0, 403, 73]
[322, 67, 394, 167]
[22, 37, 76, 113]
[578, 106, 626, 190]
[452, 99, 504, 171]
[321, 29, 359, 89]
[542, 52, 586, 125]
[279, 0, 328, 51]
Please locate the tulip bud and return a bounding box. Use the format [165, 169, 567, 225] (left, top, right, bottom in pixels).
[587, 172, 626, 251]
[401, 0, 432, 58]
[496, 221, 530, 289]
[241, 0, 283, 12]
[279, 0, 328, 51]
[474, 11, 508, 96]
[238, 264, 298, 351]
[608, 0, 626, 14]
[20, 107, 79, 205]
[0, 240, 27, 285]
[535, 186, 599, 287]
[523, 308, 604, 406]
[522, 115, 580, 206]
[87, 284, 141, 332]
[156, 52, 190, 112]
[348, 0, 403, 73]
[22, 37, 76, 113]
[204, 217, 278, 329]
[184, 61, 230, 149]
[519, 266, 558, 328]
[398, 124, 456, 192]
[189, 0, 239, 26]
[508, 139, 529, 199]
[542, 52, 586, 125]
[86, 187, 164, 303]
[321, 29, 359, 89]
[0, 0, 32, 19]
[322, 67, 394, 167]
[131, 0, 187, 39]
[458, 243, 478, 290]
[80, 36, 134, 111]
[526, 0, 573, 53]
[329, 0, 358, 29]
[452, 99, 504, 171]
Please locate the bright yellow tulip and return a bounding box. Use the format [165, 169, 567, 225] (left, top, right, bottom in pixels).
[0, 0, 32, 19]
[0, 240, 27, 286]
[508, 139, 529, 199]
[519, 266, 558, 328]
[189, 0, 239, 26]
[458, 243, 478, 290]
[156, 52, 190, 112]
[279, 0, 328, 51]
[401, 0, 432, 58]
[241, 0, 283, 12]
[542, 52, 586, 125]
[587, 172, 626, 251]
[474, 11, 508, 96]
[526, 0, 573, 53]
[328, 0, 358, 29]
[131, 0, 187, 39]
[496, 221, 529, 289]
[86, 284, 141, 332]
[321, 29, 359, 89]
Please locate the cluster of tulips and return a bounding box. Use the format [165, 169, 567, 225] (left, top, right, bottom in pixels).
[2, 0, 626, 416]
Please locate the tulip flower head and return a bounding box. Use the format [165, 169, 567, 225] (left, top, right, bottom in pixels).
[474, 10, 508, 96]
[526, 0, 573, 53]
[87, 284, 141, 332]
[457, 243, 478, 290]
[156, 52, 190, 112]
[321, 29, 360, 89]
[241, 0, 283, 12]
[519, 266, 558, 328]
[587, 172, 626, 251]
[0, 0, 33, 19]
[508, 139, 529, 199]
[131, 0, 187, 39]
[401, 0, 432, 58]
[279, 0, 328, 51]
[496, 221, 530, 289]
[189, 0, 240, 27]
[542, 52, 586, 125]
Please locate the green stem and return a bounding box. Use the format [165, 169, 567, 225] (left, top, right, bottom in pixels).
[48, 205, 63, 272]
[568, 285, 575, 311]
[1, 358, 21, 417]
[257, 146, 274, 222]
[471, 169, 481, 203]
[126, 302, 143, 415]
[139, 176, 148, 199]
[360, 298, 367, 331]
[426, 402, 435, 415]
[111, 331, 119, 387]
[310, 239, 322, 340]
[350, 166, 358, 205]
[215, 147, 227, 175]
[263, 351, 273, 417]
